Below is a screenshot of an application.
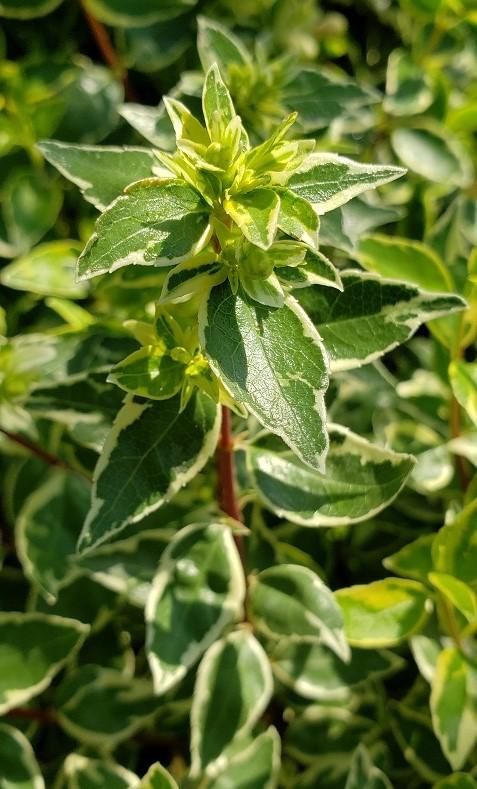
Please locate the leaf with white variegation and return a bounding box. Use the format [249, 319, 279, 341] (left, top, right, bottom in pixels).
[190, 629, 273, 777]
[0, 613, 88, 714]
[319, 196, 402, 254]
[297, 271, 466, 371]
[283, 68, 379, 132]
[287, 153, 405, 214]
[345, 745, 393, 789]
[197, 16, 250, 73]
[137, 763, 178, 789]
[432, 499, 477, 589]
[38, 141, 158, 211]
[0, 722, 45, 789]
[0, 240, 87, 299]
[249, 564, 349, 660]
[60, 754, 138, 789]
[449, 361, 477, 428]
[383, 534, 434, 584]
[78, 392, 220, 552]
[146, 522, 245, 695]
[120, 103, 175, 150]
[202, 63, 237, 143]
[272, 641, 401, 701]
[208, 727, 281, 789]
[56, 665, 159, 747]
[430, 648, 477, 770]
[357, 234, 453, 293]
[276, 188, 319, 248]
[248, 424, 414, 526]
[336, 578, 431, 647]
[77, 179, 211, 281]
[77, 531, 169, 607]
[16, 470, 90, 602]
[277, 247, 342, 291]
[200, 281, 329, 471]
[108, 346, 184, 400]
[429, 572, 477, 623]
[391, 126, 472, 187]
[225, 189, 280, 250]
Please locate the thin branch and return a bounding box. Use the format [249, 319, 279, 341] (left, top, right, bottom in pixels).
[449, 394, 470, 491]
[0, 427, 91, 482]
[7, 707, 57, 724]
[217, 406, 245, 564]
[80, 2, 137, 102]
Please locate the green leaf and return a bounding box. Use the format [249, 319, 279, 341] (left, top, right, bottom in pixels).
[283, 68, 379, 132]
[287, 153, 405, 214]
[297, 270, 466, 371]
[276, 188, 319, 248]
[345, 744, 392, 789]
[53, 62, 122, 145]
[77, 180, 211, 281]
[202, 63, 237, 143]
[38, 141, 157, 211]
[108, 347, 184, 400]
[432, 499, 477, 589]
[208, 727, 281, 789]
[16, 470, 90, 602]
[163, 97, 209, 146]
[0, 167, 62, 258]
[0, 612, 88, 713]
[225, 189, 280, 250]
[433, 775, 477, 789]
[335, 578, 431, 647]
[56, 665, 159, 747]
[249, 564, 349, 660]
[0, 0, 62, 17]
[78, 392, 220, 551]
[197, 16, 250, 74]
[383, 534, 434, 583]
[391, 126, 473, 186]
[120, 103, 175, 150]
[357, 235, 453, 293]
[122, 18, 190, 74]
[249, 424, 414, 526]
[200, 281, 329, 471]
[82, 0, 195, 26]
[319, 197, 402, 254]
[391, 703, 451, 782]
[384, 49, 433, 116]
[240, 271, 285, 308]
[429, 572, 477, 623]
[0, 722, 45, 789]
[77, 531, 169, 606]
[60, 754, 138, 788]
[430, 647, 477, 770]
[137, 763, 178, 789]
[190, 629, 273, 777]
[285, 706, 374, 767]
[272, 641, 402, 701]
[146, 522, 245, 695]
[0, 240, 87, 299]
[449, 361, 477, 428]
[277, 248, 342, 291]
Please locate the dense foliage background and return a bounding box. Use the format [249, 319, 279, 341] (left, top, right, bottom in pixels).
[0, 1, 477, 787]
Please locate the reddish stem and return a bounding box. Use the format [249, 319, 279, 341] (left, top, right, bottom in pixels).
[81, 3, 137, 102]
[7, 707, 56, 724]
[450, 395, 469, 491]
[217, 406, 244, 562]
[0, 427, 90, 481]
